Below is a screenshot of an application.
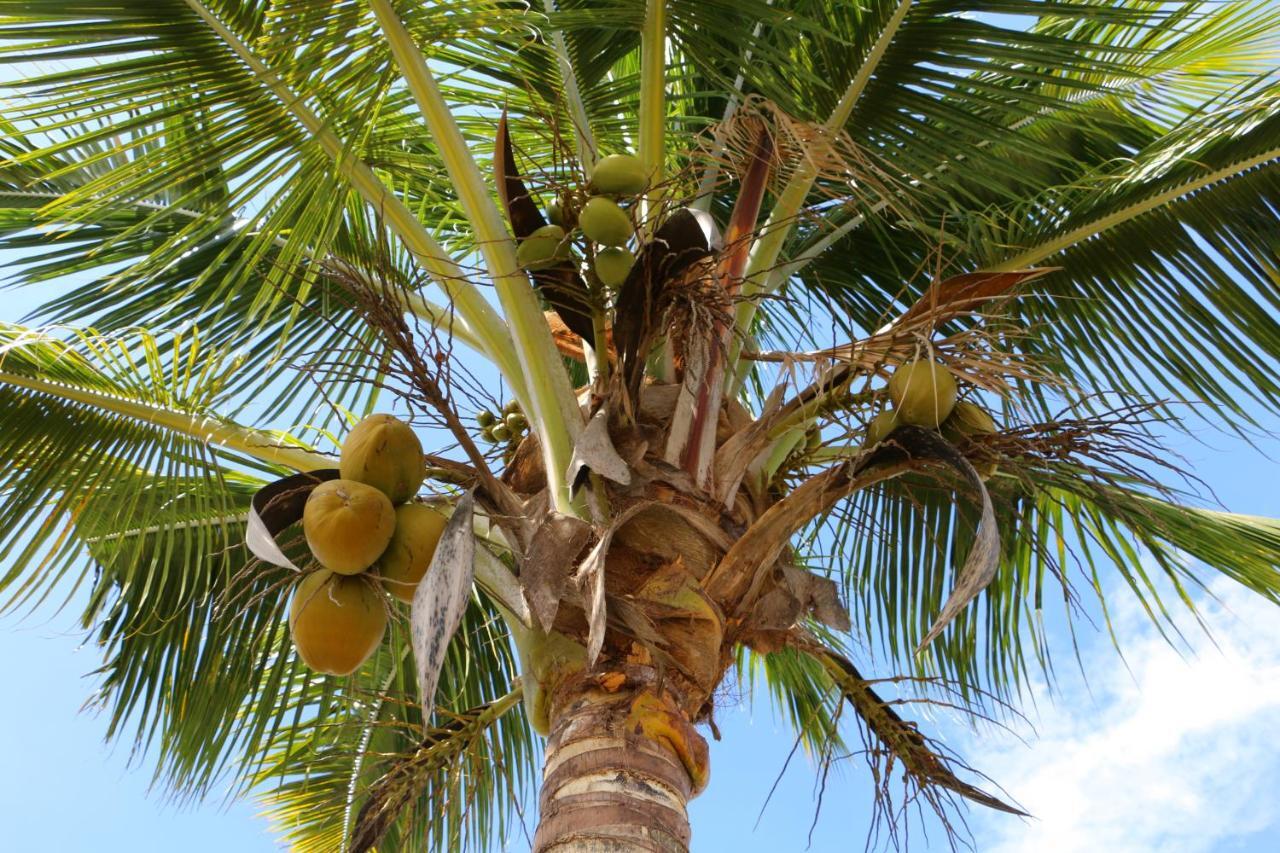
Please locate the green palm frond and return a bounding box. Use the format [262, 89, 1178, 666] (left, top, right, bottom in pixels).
[0, 322, 325, 790]
[811, 425, 1280, 703]
[256, 607, 535, 853]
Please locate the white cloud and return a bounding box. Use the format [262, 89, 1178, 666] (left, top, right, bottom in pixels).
[959, 574, 1280, 853]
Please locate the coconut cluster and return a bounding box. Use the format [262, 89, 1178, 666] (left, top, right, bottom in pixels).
[519, 151, 647, 288]
[476, 398, 529, 447]
[289, 414, 449, 675]
[865, 359, 1000, 478]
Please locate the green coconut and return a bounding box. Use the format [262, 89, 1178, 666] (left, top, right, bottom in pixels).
[490, 423, 512, 443]
[517, 224, 570, 270]
[545, 200, 565, 227]
[941, 400, 996, 441]
[377, 503, 448, 604]
[504, 412, 527, 433]
[887, 359, 957, 428]
[476, 409, 496, 428]
[864, 409, 900, 446]
[588, 153, 648, 195]
[303, 479, 397, 575]
[579, 197, 633, 247]
[289, 570, 387, 676]
[339, 414, 425, 504]
[593, 246, 635, 287]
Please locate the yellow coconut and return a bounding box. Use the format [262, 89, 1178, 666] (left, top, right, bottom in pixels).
[377, 503, 448, 603]
[864, 409, 900, 446]
[588, 153, 648, 195]
[289, 570, 387, 676]
[887, 359, 957, 428]
[593, 246, 635, 287]
[941, 400, 996, 441]
[303, 479, 396, 575]
[517, 224, 570, 270]
[339, 414, 424, 504]
[579, 197, 633, 247]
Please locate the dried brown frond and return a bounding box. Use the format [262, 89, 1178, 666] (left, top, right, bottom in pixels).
[702, 95, 908, 219]
[787, 634, 1027, 853]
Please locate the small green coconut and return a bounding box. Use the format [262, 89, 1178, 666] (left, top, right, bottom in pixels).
[516, 224, 570, 270]
[502, 399, 521, 416]
[490, 423, 512, 443]
[942, 400, 996, 441]
[545, 200, 564, 227]
[588, 153, 648, 195]
[579, 197, 633, 247]
[593, 246, 635, 287]
[888, 359, 957, 428]
[864, 409, 900, 446]
[476, 409, 496, 428]
[504, 412, 527, 433]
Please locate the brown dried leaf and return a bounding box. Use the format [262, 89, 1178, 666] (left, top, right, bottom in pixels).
[521, 512, 593, 633]
[810, 642, 1028, 817]
[412, 491, 477, 721]
[781, 564, 851, 632]
[566, 406, 632, 492]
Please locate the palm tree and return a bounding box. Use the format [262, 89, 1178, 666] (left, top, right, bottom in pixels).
[3, 0, 1280, 849]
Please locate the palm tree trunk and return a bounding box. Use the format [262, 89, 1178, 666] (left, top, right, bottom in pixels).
[532, 674, 706, 852]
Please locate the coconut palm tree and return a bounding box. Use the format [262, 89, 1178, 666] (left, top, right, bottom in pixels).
[3, 0, 1280, 849]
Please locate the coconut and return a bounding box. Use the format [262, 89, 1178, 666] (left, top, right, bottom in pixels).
[377, 503, 448, 603]
[289, 570, 387, 675]
[941, 400, 996, 441]
[476, 409, 496, 428]
[864, 409, 900, 446]
[588, 153, 648, 195]
[545, 200, 564, 226]
[887, 359, 957, 428]
[490, 423, 512, 443]
[303, 479, 396, 575]
[593, 246, 635, 287]
[517, 224, 570, 270]
[579, 197, 633, 247]
[339, 414, 424, 504]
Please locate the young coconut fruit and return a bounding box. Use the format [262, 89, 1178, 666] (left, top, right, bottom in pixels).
[588, 153, 648, 195]
[942, 400, 997, 441]
[578, 197, 633, 247]
[887, 359, 957, 428]
[303, 479, 396, 575]
[377, 503, 448, 603]
[864, 408, 900, 446]
[593, 246, 635, 287]
[516, 224, 571, 270]
[340, 414, 425, 504]
[289, 570, 387, 675]
[545, 199, 564, 227]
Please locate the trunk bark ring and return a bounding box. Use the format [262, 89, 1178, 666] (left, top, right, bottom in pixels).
[533, 674, 707, 852]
